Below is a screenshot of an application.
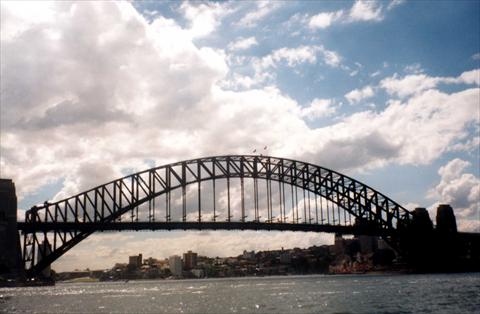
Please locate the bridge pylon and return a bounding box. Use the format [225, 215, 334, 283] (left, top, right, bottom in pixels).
[0, 179, 24, 282]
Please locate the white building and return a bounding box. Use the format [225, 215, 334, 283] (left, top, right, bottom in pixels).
[169, 255, 183, 276]
[191, 268, 205, 278]
[242, 250, 255, 260]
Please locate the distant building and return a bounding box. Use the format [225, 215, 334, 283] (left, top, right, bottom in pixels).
[333, 233, 344, 255]
[279, 252, 291, 264]
[129, 254, 142, 268]
[144, 257, 158, 266]
[191, 268, 205, 278]
[242, 250, 255, 260]
[169, 255, 182, 276]
[357, 235, 378, 254]
[183, 251, 198, 270]
[377, 238, 392, 250]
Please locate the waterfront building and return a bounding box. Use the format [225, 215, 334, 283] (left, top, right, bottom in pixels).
[128, 254, 142, 268]
[191, 268, 205, 278]
[144, 257, 158, 266]
[333, 233, 345, 255]
[169, 255, 182, 276]
[358, 235, 378, 254]
[183, 250, 198, 270]
[279, 252, 291, 264]
[377, 238, 392, 250]
[242, 250, 255, 260]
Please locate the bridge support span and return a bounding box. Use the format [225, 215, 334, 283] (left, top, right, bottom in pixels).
[12, 155, 480, 278]
[17, 221, 391, 236]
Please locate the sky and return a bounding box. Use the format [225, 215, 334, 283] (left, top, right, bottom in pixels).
[1, 0, 479, 272]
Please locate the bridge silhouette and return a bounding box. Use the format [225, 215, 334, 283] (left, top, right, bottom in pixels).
[15, 155, 415, 279]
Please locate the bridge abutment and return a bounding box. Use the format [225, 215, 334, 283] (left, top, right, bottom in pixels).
[0, 179, 24, 282]
[398, 204, 480, 272]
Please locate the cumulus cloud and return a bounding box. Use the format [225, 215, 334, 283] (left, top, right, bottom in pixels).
[179, 1, 234, 38]
[349, 0, 383, 22]
[345, 85, 374, 104]
[223, 45, 343, 89]
[2, 0, 478, 196]
[448, 136, 480, 153]
[403, 63, 424, 74]
[257, 45, 342, 70]
[222, 44, 342, 89]
[300, 99, 337, 120]
[457, 69, 480, 85]
[310, 87, 480, 170]
[236, 1, 282, 28]
[227, 36, 258, 51]
[380, 69, 480, 98]
[387, 0, 406, 11]
[380, 74, 443, 98]
[308, 11, 344, 29]
[307, 0, 402, 30]
[428, 159, 480, 232]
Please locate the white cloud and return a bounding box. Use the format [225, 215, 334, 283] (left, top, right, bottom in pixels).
[227, 36, 258, 51]
[225, 45, 342, 89]
[380, 69, 480, 98]
[349, 70, 359, 77]
[308, 10, 344, 29]
[0, 1, 56, 40]
[300, 99, 336, 120]
[236, 1, 282, 28]
[307, 0, 403, 30]
[322, 49, 342, 67]
[179, 1, 233, 38]
[2, 0, 477, 195]
[457, 69, 480, 85]
[387, 0, 406, 11]
[221, 73, 258, 89]
[448, 136, 480, 153]
[380, 74, 441, 98]
[257, 45, 342, 70]
[307, 87, 479, 170]
[472, 53, 480, 60]
[345, 85, 374, 104]
[349, 0, 383, 22]
[263, 46, 318, 67]
[428, 159, 480, 232]
[403, 63, 424, 74]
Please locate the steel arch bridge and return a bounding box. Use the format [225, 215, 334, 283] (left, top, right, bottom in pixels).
[18, 155, 413, 278]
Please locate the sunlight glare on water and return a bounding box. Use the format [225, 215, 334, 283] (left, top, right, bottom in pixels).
[1, 273, 479, 314]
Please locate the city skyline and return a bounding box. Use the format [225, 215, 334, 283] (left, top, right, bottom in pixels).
[1, 0, 479, 272]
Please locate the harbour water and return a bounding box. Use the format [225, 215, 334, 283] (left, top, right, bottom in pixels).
[1, 273, 479, 313]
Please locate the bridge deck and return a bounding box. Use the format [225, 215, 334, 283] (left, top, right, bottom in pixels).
[17, 221, 392, 236]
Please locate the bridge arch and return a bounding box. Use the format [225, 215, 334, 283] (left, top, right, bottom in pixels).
[19, 155, 412, 278]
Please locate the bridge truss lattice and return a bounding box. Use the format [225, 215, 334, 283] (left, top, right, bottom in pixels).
[19, 155, 413, 278]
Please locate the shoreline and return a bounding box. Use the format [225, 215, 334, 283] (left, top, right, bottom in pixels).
[51, 270, 480, 284]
